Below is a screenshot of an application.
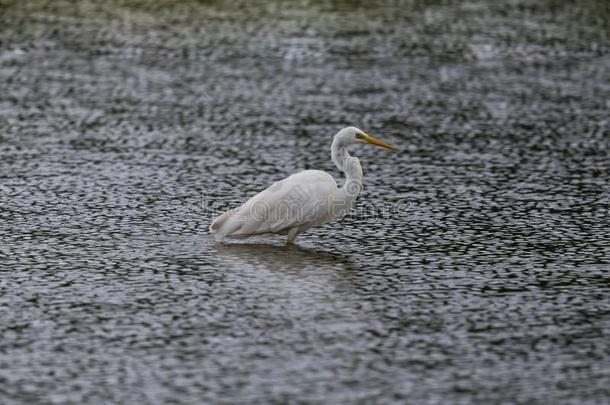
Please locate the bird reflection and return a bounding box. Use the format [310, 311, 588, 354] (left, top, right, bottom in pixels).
[212, 242, 356, 276]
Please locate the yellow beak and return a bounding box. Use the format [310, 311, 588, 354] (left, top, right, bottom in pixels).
[362, 134, 396, 151]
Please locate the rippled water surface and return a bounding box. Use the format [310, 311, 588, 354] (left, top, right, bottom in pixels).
[1, 0, 609, 403]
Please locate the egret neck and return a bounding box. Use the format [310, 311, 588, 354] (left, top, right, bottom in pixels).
[331, 137, 363, 217]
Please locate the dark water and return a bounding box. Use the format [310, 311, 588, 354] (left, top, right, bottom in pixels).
[1, 0, 609, 403]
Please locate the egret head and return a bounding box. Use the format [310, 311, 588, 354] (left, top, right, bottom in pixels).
[334, 126, 396, 151]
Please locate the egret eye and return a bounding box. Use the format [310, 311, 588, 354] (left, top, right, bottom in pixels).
[356, 133, 364, 139]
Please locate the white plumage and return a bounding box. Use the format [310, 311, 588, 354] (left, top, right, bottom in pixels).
[210, 126, 395, 244]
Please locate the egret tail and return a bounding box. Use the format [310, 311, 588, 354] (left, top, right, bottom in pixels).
[209, 209, 240, 241]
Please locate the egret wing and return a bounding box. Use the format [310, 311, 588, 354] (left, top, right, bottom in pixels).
[210, 170, 337, 239]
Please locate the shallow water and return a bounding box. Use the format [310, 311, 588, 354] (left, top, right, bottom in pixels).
[1, 0, 609, 403]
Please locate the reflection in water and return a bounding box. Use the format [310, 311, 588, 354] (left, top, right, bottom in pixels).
[212, 242, 359, 303]
[213, 242, 354, 274]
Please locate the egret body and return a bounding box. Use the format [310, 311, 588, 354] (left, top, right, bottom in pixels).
[209, 127, 395, 244]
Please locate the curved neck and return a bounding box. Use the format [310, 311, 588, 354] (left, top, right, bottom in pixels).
[332, 145, 363, 183]
[331, 142, 363, 212]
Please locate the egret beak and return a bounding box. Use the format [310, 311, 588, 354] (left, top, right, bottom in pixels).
[361, 134, 396, 151]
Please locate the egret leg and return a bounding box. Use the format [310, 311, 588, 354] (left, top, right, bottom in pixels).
[286, 227, 299, 244]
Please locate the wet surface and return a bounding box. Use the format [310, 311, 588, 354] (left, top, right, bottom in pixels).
[1, 0, 609, 403]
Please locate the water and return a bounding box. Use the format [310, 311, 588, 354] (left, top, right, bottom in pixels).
[1, 0, 609, 403]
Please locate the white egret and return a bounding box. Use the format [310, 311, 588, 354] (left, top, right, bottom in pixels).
[209, 126, 396, 244]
